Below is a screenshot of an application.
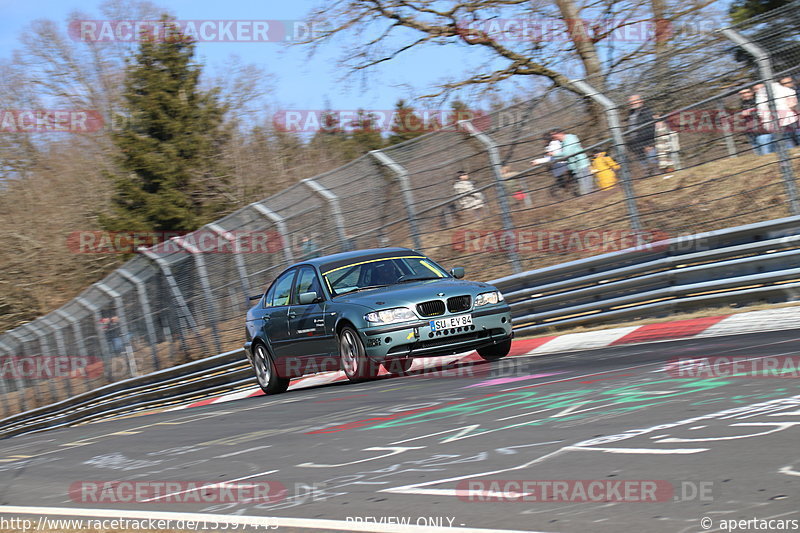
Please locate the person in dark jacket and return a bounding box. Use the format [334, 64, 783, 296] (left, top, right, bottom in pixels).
[626, 94, 657, 177]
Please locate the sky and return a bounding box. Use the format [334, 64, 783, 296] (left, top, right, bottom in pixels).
[0, 0, 486, 116]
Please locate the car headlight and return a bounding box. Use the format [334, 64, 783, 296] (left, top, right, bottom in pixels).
[475, 291, 504, 306]
[364, 307, 417, 325]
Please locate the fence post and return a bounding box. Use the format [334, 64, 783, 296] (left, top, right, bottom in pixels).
[40, 316, 72, 398]
[0, 346, 8, 417]
[26, 322, 61, 401]
[174, 236, 222, 354]
[301, 179, 349, 253]
[369, 150, 423, 250]
[54, 309, 89, 368]
[5, 331, 31, 411]
[117, 269, 160, 370]
[459, 119, 523, 274]
[207, 223, 252, 305]
[716, 100, 737, 158]
[138, 248, 199, 334]
[720, 28, 800, 215]
[96, 282, 140, 377]
[75, 296, 114, 381]
[570, 79, 643, 233]
[250, 203, 295, 265]
[0, 339, 21, 414]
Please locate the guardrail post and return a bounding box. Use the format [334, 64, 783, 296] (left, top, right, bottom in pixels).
[301, 179, 350, 253]
[96, 282, 140, 377]
[459, 120, 523, 274]
[174, 236, 222, 354]
[571, 79, 643, 233]
[39, 317, 72, 398]
[118, 269, 160, 370]
[249, 203, 295, 265]
[720, 28, 800, 215]
[369, 150, 423, 250]
[4, 332, 31, 411]
[75, 296, 114, 381]
[207, 223, 252, 305]
[138, 248, 199, 337]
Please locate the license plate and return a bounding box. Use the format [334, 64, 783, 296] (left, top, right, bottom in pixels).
[429, 314, 473, 331]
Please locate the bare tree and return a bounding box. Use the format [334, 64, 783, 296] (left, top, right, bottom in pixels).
[300, 0, 720, 100]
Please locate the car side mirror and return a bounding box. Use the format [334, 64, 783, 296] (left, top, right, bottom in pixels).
[248, 294, 262, 301]
[450, 267, 465, 279]
[298, 291, 318, 305]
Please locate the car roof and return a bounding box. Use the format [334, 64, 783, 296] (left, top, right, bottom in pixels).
[302, 247, 420, 271]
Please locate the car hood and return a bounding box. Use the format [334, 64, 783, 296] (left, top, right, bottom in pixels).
[332, 278, 496, 311]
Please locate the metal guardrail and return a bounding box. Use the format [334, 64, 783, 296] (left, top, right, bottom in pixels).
[497, 215, 800, 333]
[2, 215, 800, 439]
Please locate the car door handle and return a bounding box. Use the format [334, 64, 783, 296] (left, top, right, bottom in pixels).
[288, 312, 297, 318]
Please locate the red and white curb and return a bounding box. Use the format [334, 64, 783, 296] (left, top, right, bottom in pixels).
[166, 305, 800, 411]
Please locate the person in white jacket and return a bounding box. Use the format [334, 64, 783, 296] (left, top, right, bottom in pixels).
[453, 170, 485, 221]
[755, 81, 799, 153]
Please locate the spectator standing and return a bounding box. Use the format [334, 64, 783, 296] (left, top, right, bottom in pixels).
[737, 87, 760, 154]
[654, 113, 680, 177]
[531, 134, 574, 198]
[779, 76, 800, 146]
[531, 132, 577, 196]
[549, 129, 593, 195]
[590, 151, 620, 190]
[626, 94, 657, 176]
[755, 81, 798, 153]
[453, 170, 485, 221]
[751, 83, 775, 154]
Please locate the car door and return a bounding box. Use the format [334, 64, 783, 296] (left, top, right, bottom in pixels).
[264, 269, 297, 366]
[287, 266, 335, 374]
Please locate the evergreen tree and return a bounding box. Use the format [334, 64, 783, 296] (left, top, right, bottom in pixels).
[387, 99, 427, 146]
[101, 17, 229, 233]
[348, 109, 384, 155]
[309, 105, 350, 157]
[729, 0, 792, 23]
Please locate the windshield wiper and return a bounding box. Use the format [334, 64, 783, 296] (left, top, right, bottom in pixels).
[335, 284, 388, 296]
[396, 275, 440, 283]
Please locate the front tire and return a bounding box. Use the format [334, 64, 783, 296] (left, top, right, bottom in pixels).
[477, 338, 512, 361]
[253, 343, 290, 394]
[339, 327, 379, 382]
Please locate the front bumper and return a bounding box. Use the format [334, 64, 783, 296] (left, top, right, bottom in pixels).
[360, 304, 512, 361]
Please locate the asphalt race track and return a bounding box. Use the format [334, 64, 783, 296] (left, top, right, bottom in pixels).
[1, 330, 799, 533]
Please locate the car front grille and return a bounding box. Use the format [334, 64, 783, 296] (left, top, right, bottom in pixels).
[417, 300, 445, 317]
[447, 295, 471, 313]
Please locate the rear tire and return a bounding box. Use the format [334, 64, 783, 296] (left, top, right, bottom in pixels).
[477, 338, 512, 361]
[253, 343, 290, 394]
[339, 327, 379, 382]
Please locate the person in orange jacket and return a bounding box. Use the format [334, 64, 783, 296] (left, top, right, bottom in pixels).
[590, 151, 620, 190]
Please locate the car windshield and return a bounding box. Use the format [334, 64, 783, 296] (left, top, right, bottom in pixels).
[322, 256, 448, 296]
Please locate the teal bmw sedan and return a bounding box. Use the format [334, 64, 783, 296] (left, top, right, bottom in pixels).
[244, 248, 513, 394]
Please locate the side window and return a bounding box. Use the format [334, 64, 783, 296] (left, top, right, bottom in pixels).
[268, 270, 296, 307]
[293, 267, 323, 304]
[261, 284, 276, 308]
